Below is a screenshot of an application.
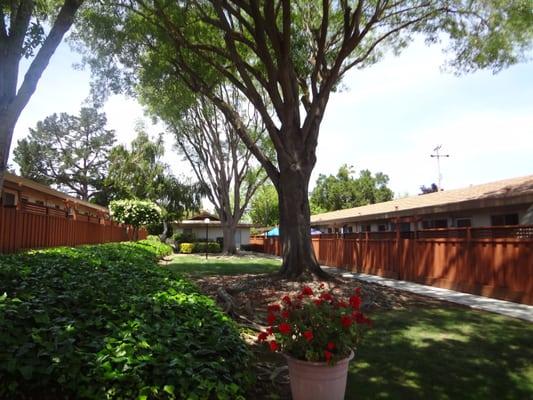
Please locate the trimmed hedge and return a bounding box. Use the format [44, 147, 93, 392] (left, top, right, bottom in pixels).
[179, 242, 221, 254]
[179, 242, 194, 254]
[0, 241, 250, 399]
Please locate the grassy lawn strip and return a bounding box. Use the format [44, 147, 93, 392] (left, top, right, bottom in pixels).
[0, 241, 251, 400]
[166, 254, 281, 277]
[167, 254, 533, 400]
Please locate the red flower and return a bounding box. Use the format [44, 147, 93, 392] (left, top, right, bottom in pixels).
[267, 313, 276, 325]
[282, 295, 292, 305]
[269, 340, 279, 352]
[355, 287, 362, 296]
[268, 304, 281, 313]
[349, 295, 361, 309]
[301, 286, 314, 296]
[303, 330, 314, 342]
[324, 350, 332, 362]
[319, 292, 333, 302]
[278, 322, 292, 335]
[340, 315, 352, 328]
[337, 300, 349, 308]
[313, 299, 323, 306]
[266, 327, 273, 335]
[281, 310, 290, 319]
[353, 311, 372, 326]
[327, 341, 336, 351]
[257, 332, 268, 342]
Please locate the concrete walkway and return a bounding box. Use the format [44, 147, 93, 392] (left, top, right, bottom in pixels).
[322, 266, 533, 323]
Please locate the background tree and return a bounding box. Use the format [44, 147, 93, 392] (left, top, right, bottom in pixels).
[169, 89, 269, 254]
[0, 0, 85, 196]
[13, 106, 115, 201]
[310, 164, 393, 212]
[249, 184, 279, 228]
[105, 128, 203, 238]
[419, 183, 440, 194]
[109, 199, 161, 240]
[78, 0, 533, 278]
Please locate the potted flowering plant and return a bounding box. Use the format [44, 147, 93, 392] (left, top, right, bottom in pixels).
[257, 284, 371, 400]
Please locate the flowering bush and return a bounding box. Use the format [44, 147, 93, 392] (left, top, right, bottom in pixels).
[257, 285, 371, 364]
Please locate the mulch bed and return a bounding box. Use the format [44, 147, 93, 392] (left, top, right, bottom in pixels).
[181, 266, 456, 399]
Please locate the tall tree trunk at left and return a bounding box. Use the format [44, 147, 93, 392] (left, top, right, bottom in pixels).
[0, 118, 16, 196]
[0, 0, 84, 197]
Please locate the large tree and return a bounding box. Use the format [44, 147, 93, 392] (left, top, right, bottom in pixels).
[169, 88, 269, 254]
[249, 183, 279, 228]
[13, 106, 115, 201]
[77, 0, 532, 278]
[0, 0, 85, 196]
[310, 164, 393, 213]
[105, 128, 203, 237]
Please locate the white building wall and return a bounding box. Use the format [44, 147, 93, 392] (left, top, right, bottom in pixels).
[171, 224, 250, 245]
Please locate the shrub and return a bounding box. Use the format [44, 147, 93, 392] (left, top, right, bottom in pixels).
[173, 232, 195, 245]
[194, 241, 221, 253]
[180, 242, 195, 254]
[0, 242, 250, 399]
[137, 239, 173, 258]
[146, 234, 161, 242]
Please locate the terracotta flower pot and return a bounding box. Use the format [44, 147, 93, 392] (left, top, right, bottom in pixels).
[284, 350, 354, 400]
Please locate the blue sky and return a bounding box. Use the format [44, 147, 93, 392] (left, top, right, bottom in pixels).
[11, 37, 533, 197]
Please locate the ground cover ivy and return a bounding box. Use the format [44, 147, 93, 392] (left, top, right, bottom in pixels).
[0, 241, 250, 399]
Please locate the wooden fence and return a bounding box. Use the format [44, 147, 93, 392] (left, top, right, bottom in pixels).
[250, 226, 533, 305]
[0, 204, 146, 253]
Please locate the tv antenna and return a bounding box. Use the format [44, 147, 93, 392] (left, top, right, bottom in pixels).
[430, 145, 449, 191]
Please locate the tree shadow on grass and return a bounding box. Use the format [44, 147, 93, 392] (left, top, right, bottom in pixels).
[346, 306, 533, 400]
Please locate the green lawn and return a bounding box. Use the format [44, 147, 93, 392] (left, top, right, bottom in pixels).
[346, 307, 533, 400]
[166, 254, 533, 400]
[165, 254, 281, 276]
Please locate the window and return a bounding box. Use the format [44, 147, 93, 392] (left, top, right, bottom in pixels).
[378, 224, 387, 232]
[491, 213, 519, 226]
[327, 228, 332, 234]
[2, 192, 16, 206]
[360, 225, 371, 232]
[456, 218, 471, 228]
[422, 219, 448, 229]
[35, 200, 45, 206]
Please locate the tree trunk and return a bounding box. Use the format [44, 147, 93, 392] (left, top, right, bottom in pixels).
[276, 161, 329, 279]
[160, 220, 169, 241]
[0, 118, 16, 198]
[222, 223, 238, 255]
